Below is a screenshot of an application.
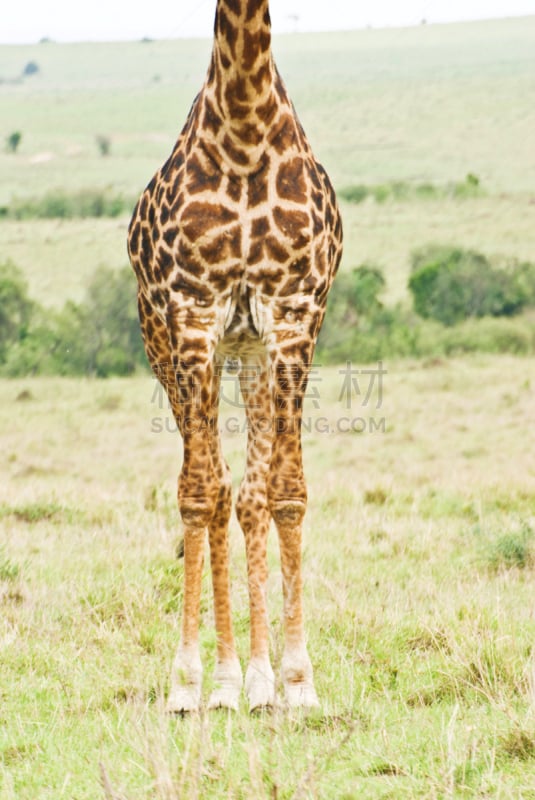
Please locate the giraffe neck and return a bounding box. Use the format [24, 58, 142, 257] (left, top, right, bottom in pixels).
[211, 0, 273, 105]
[201, 0, 283, 170]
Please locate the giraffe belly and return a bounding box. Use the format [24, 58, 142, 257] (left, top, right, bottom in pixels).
[216, 297, 265, 360]
[216, 334, 265, 360]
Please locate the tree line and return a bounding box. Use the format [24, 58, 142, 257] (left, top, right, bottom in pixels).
[1, 246, 534, 377]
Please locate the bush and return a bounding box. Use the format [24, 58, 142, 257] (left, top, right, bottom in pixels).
[7, 190, 132, 220]
[5, 132, 22, 154]
[338, 174, 482, 206]
[453, 172, 480, 198]
[96, 135, 111, 157]
[481, 522, 535, 572]
[512, 261, 535, 307]
[0, 266, 146, 377]
[316, 265, 436, 363]
[408, 245, 530, 325]
[338, 185, 369, 204]
[317, 264, 385, 361]
[316, 255, 535, 365]
[0, 262, 34, 361]
[23, 61, 40, 77]
[81, 266, 146, 376]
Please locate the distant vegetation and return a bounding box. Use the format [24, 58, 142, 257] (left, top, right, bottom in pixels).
[0, 60, 40, 85]
[96, 135, 112, 157]
[0, 189, 133, 220]
[23, 61, 40, 77]
[408, 246, 535, 326]
[1, 246, 534, 377]
[316, 247, 535, 364]
[5, 131, 22, 154]
[0, 262, 146, 377]
[339, 174, 482, 205]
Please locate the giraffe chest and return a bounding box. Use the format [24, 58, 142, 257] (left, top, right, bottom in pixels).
[131, 144, 331, 292]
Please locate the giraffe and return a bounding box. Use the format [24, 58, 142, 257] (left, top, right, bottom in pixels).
[127, 0, 343, 712]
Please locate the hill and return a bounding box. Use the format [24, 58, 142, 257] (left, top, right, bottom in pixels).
[0, 17, 534, 305]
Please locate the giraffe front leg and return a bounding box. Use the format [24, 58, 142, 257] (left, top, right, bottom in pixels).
[268, 352, 319, 710]
[207, 462, 243, 710]
[167, 523, 205, 713]
[241, 510, 275, 712]
[238, 356, 276, 711]
[165, 339, 222, 713]
[275, 512, 319, 710]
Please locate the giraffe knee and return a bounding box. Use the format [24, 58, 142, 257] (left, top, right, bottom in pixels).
[269, 498, 306, 527]
[179, 503, 214, 529]
[267, 469, 307, 526]
[178, 479, 220, 528]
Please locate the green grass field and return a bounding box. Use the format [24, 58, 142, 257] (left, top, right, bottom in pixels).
[1, 13, 535, 798]
[1, 358, 535, 797]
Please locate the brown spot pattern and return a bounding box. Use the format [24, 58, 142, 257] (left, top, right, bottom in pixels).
[127, 0, 343, 713]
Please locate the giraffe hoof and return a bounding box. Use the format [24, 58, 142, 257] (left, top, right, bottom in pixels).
[284, 681, 320, 710]
[207, 660, 243, 711]
[282, 651, 319, 709]
[166, 685, 201, 714]
[245, 658, 276, 712]
[207, 686, 240, 711]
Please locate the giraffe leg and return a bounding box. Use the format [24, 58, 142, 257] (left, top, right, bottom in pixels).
[207, 359, 243, 710]
[167, 522, 205, 713]
[160, 330, 223, 713]
[236, 356, 276, 711]
[267, 345, 319, 710]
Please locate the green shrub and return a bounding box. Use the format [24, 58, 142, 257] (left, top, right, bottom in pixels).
[512, 260, 535, 306]
[338, 174, 482, 205]
[316, 254, 535, 365]
[452, 172, 481, 198]
[414, 182, 439, 200]
[338, 184, 369, 204]
[96, 135, 111, 157]
[481, 522, 535, 572]
[8, 189, 132, 220]
[317, 264, 386, 361]
[0, 266, 146, 377]
[23, 61, 40, 77]
[408, 245, 530, 325]
[5, 132, 22, 153]
[371, 184, 391, 203]
[0, 261, 34, 361]
[316, 265, 442, 364]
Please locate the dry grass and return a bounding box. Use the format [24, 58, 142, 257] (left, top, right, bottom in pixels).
[1, 356, 535, 797]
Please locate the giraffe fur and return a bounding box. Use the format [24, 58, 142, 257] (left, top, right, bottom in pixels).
[128, 0, 343, 712]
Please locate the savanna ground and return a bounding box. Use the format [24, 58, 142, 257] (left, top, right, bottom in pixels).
[1, 14, 535, 799]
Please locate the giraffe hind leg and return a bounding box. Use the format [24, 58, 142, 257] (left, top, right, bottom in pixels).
[207, 357, 243, 710]
[206, 461, 243, 711]
[236, 355, 276, 711]
[267, 338, 319, 710]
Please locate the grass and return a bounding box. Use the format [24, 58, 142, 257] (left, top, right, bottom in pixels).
[1, 356, 535, 796]
[2, 18, 535, 194]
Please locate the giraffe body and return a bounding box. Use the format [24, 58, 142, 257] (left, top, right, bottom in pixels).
[128, 0, 342, 712]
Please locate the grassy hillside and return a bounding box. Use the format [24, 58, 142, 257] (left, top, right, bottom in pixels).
[1, 357, 535, 797]
[1, 17, 535, 306]
[1, 18, 535, 192]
